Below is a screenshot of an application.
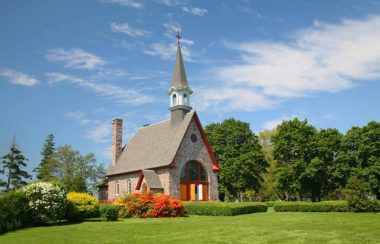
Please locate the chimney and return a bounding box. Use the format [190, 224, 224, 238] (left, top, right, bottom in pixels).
[111, 118, 123, 166]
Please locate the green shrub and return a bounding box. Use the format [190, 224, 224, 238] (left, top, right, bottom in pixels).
[184, 202, 267, 216]
[265, 201, 280, 207]
[273, 201, 349, 212]
[99, 204, 119, 221]
[23, 182, 67, 224]
[66, 192, 99, 221]
[0, 190, 32, 233]
[344, 176, 377, 212]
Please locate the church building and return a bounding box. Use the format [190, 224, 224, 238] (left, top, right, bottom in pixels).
[105, 34, 221, 201]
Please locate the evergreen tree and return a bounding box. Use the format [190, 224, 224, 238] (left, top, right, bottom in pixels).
[0, 138, 31, 191]
[34, 134, 56, 181]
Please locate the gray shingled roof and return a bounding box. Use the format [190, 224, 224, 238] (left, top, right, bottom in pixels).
[171, 44, 190, 90]
[106, 111, 195, 176]
[142, 170, 163, 189]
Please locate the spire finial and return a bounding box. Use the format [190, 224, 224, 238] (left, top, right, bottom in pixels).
[176, 30, 181, 45]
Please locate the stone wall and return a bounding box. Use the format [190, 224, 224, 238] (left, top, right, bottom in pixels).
[170, 119, 219, 201]
[107, 172, 139, 200]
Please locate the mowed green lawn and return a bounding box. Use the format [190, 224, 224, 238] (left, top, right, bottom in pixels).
[1, 211, 379, 243]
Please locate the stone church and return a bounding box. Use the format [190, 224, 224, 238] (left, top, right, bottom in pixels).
[105, 35, 220, 201]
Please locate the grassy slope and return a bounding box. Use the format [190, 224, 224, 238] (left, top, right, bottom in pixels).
[1, 211, 380, 243]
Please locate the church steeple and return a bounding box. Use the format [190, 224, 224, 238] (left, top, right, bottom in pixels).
[169, 31, 193, 124]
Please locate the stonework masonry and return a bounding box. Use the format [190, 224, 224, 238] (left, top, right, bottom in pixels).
[111, 119, 123, 166]
[170, 119, 219, 201]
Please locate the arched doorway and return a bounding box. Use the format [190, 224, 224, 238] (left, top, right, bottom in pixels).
[180, 161, 208, 201]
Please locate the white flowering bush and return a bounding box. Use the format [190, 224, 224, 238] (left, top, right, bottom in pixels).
[23, 182, 67, 224]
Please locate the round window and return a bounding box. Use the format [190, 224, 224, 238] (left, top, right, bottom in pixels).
[190, 133, 197, 143]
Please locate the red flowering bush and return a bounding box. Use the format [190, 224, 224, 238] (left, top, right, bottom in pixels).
[147, 193, 186, 217]
[112, 192, 186, 218]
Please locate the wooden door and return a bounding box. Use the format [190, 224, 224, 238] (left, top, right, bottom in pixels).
[180, 184, 187, 201]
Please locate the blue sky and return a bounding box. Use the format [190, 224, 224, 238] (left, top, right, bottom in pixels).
[1, 0, 380, 174]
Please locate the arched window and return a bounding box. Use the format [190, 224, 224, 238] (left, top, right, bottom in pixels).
[180, 161, 208, 201]
[115, 180, 120, 196]
[172, 94, 177, 105]
[183, 94, 188, 105]
[127, 179, 132, 194]
[180, 161, 207, 182]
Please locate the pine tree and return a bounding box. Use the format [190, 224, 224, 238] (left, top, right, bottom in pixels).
[1, 137, 31, 191]
[34, 134, 56, 181]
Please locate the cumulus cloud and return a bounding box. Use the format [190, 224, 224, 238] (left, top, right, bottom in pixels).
[0, 68, 39, 86]
[102, 0, 143, 8]
[46, 72, 154, 105]
[45, 48, 107, 70]
[202, 15, 380, 112]
[111, 22, 150, 37]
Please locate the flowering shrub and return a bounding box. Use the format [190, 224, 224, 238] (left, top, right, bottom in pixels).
[112, 192, 185, 218]
[148, 193, 186, 217]
[23, 182, 67, 224]
[66, 192, 99, 221]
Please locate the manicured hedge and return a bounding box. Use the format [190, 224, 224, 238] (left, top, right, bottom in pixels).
[99, 204, 119, 221]
[273, 201, 349, 212]
[0, 191, 32, 233]
[184, 202, 267, 216]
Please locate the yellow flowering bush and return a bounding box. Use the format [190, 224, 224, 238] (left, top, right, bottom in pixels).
[66, 192, 99, 221]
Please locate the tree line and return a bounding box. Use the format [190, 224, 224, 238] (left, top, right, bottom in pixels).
[205, 118, 379, 202]
[0, 134, 105, 194]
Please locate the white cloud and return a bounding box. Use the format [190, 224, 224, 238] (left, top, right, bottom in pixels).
[102, 0, 143, 8]
[155, 0, 184, 6]
[46, 72, 154, 105]
[207, 15, 380, 112]
[111, 22, 150, 37]
[0, 68, 39, 86]
[144, 22, 194, 60]
[45, 48, 107, 70]
[66, 111, 91, 125]
[87, 123, 111, 143]
[182, 6, 208, 16]
[193, 87, 276, 112]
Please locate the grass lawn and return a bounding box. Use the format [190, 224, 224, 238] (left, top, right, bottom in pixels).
[1, 211, 379, 243]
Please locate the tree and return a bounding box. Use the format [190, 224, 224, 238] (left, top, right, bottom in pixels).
[205, 118, 267, 201]
[257, 129, 278, 201]
[52, 145, 104, 194]
[34, 134, 56, 181]
[272, 118, 318, 201]
[0, 138, 31, 191]
[338, 121, 380, 199]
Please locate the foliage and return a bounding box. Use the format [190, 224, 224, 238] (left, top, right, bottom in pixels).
[34, 134, 56, 181]
[22, 182, 67, 224]
[113, 192, 186, 218]
[256, 129, 278, 201]
[184, 202, 267, 216]
[338, 122, 380, 199]
[205, 118, 268, 201]
[66, 192, 99, 221]
[51, 145, 105, 194]
[273, 201, 349, 212]
[0, 139, 31, 191]
[0, 190, 32, 233]
[99, 204, 119, 221]
[344, 176, 377, 212]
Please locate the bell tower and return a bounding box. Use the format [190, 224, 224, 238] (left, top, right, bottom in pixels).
[169, 31, 193, 124]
